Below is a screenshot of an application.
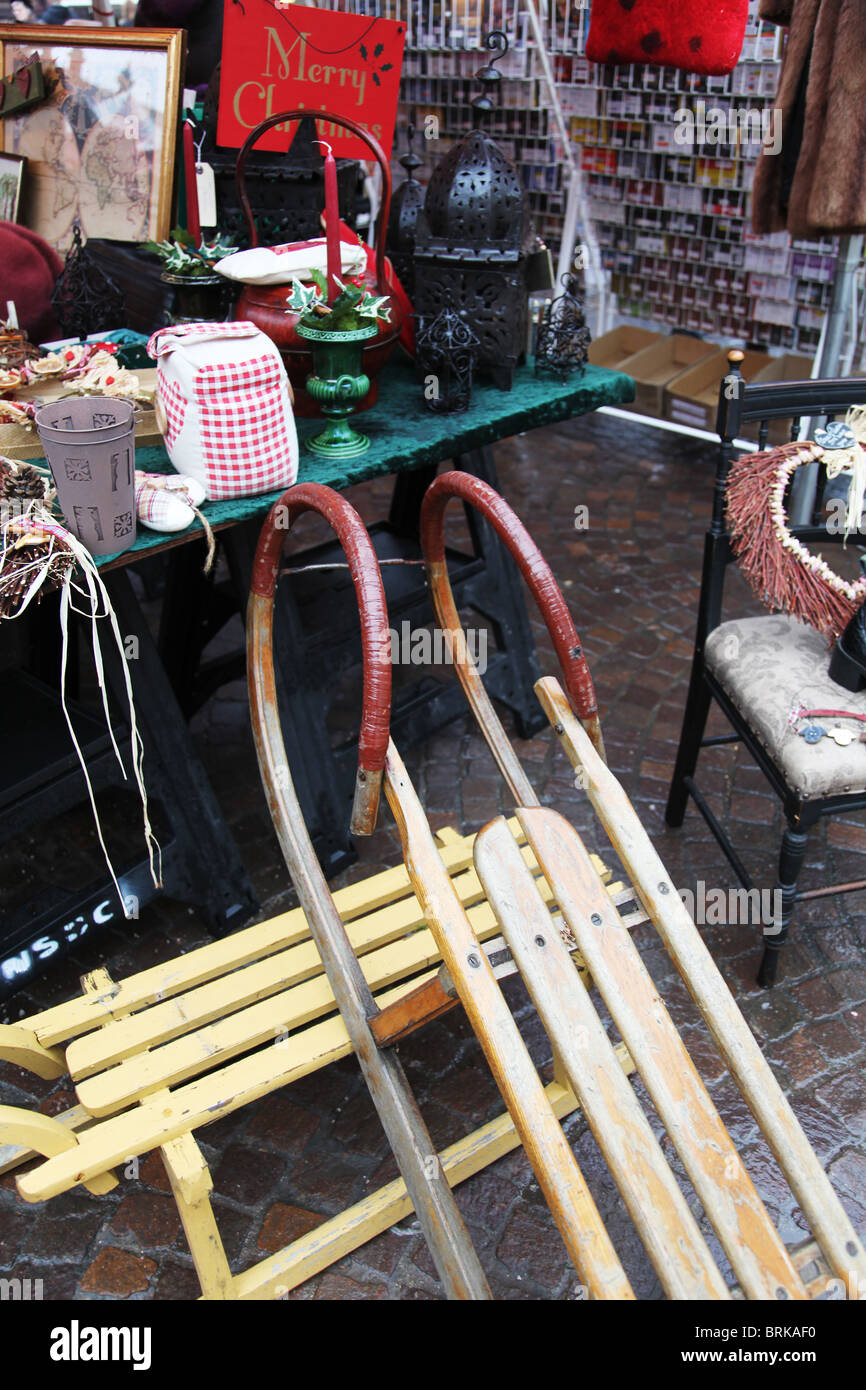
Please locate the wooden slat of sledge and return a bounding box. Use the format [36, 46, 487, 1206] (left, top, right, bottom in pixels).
[67, 843, 550, 1082]
[518, 803, 808, 1302]
[18, 968, 451, 1203]
[536, 675, 866, 1294]
[28, 824, 524, 1048]
[474, 816, 730, 1300]
[73, 857, 567, 1118]
[384, 742, 635, 1301]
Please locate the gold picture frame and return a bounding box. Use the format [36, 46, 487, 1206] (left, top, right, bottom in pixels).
[0, 26, 186, 253]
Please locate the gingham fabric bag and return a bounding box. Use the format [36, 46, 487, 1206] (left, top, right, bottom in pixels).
[148, 322, 299, 501]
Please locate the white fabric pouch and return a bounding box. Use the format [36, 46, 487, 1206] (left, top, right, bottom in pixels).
[148, 321, 298, 501]
[216, 237, 367, 287]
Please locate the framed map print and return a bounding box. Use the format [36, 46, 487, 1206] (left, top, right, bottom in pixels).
[0, 27, 185, 254]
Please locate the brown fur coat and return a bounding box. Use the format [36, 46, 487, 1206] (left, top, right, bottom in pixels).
[752, 0, 866, 236]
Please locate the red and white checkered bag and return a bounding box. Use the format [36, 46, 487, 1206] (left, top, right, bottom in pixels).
[147, 322, 298, 501]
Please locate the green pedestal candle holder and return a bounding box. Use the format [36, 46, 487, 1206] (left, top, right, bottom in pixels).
[295, 322, 379, 459]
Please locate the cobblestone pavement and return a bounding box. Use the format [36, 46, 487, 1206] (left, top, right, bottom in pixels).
[2, 407, 865, 1301]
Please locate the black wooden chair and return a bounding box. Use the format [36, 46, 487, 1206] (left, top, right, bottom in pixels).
[665, 350, 866, 986]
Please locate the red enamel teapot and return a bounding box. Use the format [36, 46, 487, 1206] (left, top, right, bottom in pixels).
[233, 110, 408, 417]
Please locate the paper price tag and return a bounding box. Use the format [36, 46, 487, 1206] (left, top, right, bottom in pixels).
[195, 162, 217, 228]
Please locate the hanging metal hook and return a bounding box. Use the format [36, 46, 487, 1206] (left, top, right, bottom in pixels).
[473, 29, 509, 115]
[484, 30, 509, 64]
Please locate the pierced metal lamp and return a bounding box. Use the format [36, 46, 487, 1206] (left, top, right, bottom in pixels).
[412, 32, 531, 391]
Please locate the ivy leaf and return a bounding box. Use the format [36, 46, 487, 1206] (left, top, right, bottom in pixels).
[357, 291, 391, 322]
[286, 277, 321, 315]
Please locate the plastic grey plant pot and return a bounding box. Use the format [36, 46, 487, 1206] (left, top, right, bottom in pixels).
[35, 397, 137, 558]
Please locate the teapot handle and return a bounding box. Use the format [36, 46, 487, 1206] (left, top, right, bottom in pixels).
[234, 110, 392, 295]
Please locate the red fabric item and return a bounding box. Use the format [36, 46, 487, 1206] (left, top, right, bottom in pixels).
[586, 0, 749, 75]
[0, 222, 63, 344]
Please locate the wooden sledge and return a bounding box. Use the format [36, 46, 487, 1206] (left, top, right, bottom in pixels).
[0, 474, 863, 1300]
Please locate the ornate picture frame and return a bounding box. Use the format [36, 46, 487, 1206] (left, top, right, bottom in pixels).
[0, 26, 186, 253]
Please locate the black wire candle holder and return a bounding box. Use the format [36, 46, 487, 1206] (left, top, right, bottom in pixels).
[534, 273, 592, 381]
[51, 220, 124, 340]
[415, 309, 480, 414]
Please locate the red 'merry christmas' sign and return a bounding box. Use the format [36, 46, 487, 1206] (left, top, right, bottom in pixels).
[217, 1, 406, 160]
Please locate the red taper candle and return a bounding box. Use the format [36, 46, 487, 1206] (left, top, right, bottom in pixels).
[322, 141, 341, 303]
[183, 120, 201, 248]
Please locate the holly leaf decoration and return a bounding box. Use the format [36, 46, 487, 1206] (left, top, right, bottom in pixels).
[308, 267, 328, 298]
[380, 63, 393, 72]
[372, 72, 380, 86]
[197, 233, 235, 264]
[163, 240, 197, 273]
[360, 43, 367, 60]
[286, 277, 321, 316]
[374, 42, 383, 56]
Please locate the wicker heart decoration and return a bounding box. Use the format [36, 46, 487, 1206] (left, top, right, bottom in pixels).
[726, 441, 866, 640]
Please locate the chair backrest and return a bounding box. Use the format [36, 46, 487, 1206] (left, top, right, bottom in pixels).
[713, 349, 866, 532]
[694, 352, 866, 646]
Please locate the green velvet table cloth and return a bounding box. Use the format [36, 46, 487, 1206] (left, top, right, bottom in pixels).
[91, 357, 634, 567]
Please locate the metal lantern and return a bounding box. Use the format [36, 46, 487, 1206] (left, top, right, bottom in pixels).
[199, 71, 359, 248]
[415, 309, 479, 413]
[386, 123, 425, 299]
[51, 219, 124, 340]
[534, 274, 592, 381]
[412, 32, 530, 391]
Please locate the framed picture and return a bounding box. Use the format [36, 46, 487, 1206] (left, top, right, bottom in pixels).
[0, 26, 185, 254]
[0, 151, 24, 222]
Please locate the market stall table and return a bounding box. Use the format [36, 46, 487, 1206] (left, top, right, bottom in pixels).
[0, 359, 634, 996]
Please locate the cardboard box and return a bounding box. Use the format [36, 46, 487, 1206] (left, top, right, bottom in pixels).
[750, 352, 814, 389]
[664, 348, 772, 432]
[749, 352, 815, 444]
[588, 325, 660, 373]
[616, 334, 718, 417]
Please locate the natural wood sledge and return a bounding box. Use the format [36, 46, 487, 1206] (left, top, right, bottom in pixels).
[2, 472, 863, 1300]
[0, 818, 632, 1298]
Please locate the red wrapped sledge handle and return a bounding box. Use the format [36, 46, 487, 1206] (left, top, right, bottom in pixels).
[249, 483, 390, 835]
[420, 471, 604, 758]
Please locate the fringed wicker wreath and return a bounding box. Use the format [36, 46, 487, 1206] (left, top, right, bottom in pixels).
[726, 440, 866, 640]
